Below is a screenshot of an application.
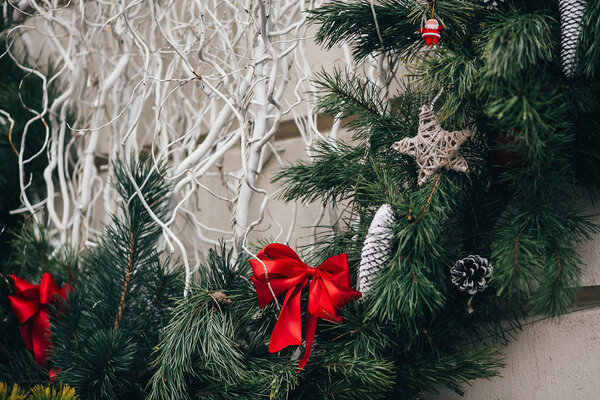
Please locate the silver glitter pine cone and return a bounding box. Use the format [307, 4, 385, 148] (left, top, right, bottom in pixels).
[451, 255, 493, 295]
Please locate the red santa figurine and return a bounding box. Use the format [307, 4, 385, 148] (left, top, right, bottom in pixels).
[418, 18, 444, 46]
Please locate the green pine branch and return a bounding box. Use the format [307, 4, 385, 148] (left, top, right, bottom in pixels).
[51, 155, 181, 399]
[148, 245, 254, 400]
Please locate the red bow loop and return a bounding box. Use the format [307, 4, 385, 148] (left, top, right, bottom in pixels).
[7, 273, 71, 367]
[250, 244, 361, 370]
[39, 273, 61, 305]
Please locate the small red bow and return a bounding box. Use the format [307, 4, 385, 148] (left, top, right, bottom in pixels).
[250, 244, 361, 370]
[8, 273, 71, 367]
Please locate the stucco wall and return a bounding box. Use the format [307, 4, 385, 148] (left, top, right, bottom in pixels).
[424, 307, 600, 400]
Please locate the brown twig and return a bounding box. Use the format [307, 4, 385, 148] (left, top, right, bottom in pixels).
[8, 123, 18, 156]
[144, 275, 167, 324]
[331, 328, 361, 342]
[151, 277, 166, 309]
[513, 231, 522, 272]
[325, 362, 352, 368]
[408, 258, 417, 284]
[114, 230, 136, 329]
[552, 244, 563, 296]
[65, 263, 77, 285]
[414, 172, 442, 223]
[37, 239, 46, 268]
[467, 296, 474, 314]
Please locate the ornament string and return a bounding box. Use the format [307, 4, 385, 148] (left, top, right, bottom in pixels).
[425, 0, 436, 20]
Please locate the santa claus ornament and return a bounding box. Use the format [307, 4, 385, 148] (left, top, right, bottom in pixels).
[418, 18, 444, 46]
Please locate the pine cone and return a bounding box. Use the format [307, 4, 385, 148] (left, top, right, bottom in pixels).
[358, 204, 396, 294]
[450, 255, 493, 295]
[559, 0, 587, 78]
[210, 291, 232, 306]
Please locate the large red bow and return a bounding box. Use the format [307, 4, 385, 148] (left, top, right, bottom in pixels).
[7, 273, 71, 367]
[250, 244, 361, 370]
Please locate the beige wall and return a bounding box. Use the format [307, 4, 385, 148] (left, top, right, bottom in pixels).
[171, 132, 353, 258]
[425, 307, 600, 400]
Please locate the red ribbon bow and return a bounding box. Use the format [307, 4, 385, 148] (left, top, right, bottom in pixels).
[250, 244, 361, 370]
[7, 273, 71, 367]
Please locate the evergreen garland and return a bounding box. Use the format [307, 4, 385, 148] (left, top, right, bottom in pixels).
[259, 0, 598, 396]
[1, 156, 181, 397]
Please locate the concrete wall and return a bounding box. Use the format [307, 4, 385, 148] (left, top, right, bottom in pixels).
[424, 306, 600, 400]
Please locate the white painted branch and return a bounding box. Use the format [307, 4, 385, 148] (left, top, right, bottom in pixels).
[6, 0, 366, 286]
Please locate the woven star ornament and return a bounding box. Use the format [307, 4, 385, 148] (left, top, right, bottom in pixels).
[392, 106, 471, 186]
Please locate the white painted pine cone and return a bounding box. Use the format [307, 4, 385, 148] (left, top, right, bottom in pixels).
[559, 0, 587, 78]
[358, 204, 396, 293]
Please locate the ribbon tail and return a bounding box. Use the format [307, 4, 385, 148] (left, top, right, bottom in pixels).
[39, 273, 60, 305]
[269, 281, 305, 353]
[19, 325, 33, 351]
[31, 310, 51, 367]
[298, 313, 319, 372]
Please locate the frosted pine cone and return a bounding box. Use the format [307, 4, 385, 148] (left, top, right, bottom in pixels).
[559, 0, 587, 78]
[358, 204, 396, 294]
[451, 255, 493, 295]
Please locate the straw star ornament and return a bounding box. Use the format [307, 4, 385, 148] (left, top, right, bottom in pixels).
[392, 106, 472, 186]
